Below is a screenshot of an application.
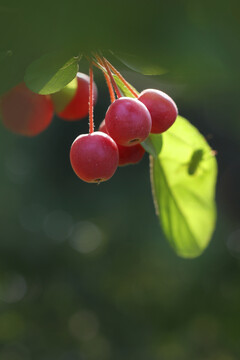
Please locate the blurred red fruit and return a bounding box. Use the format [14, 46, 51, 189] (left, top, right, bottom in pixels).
[0, 83, 53, 136]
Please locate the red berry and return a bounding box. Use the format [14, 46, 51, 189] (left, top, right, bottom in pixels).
[0, 83, 53, 136]
[118, 144, 145, 166]
[99, 120, 145, 166]
[138, 89, 178, 134]
[57, 73, 98, 121]
[105, 97, 152, 146]
[70, 132, 119, 183]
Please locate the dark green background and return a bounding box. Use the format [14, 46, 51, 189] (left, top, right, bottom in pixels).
[0, 1, 240, 359]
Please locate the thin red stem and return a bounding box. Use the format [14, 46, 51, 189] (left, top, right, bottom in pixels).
[96, 55, 122, 99]
[103, 72, 116, 103]
[93, 57, 115, 103]
[105, 59, 139, 98]
[91, 58, 104, 72]
[89, 64, 94, 133]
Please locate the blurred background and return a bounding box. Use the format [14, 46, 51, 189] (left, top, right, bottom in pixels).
[0, 1, 240, 359]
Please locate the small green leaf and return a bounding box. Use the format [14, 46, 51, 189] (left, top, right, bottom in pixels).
[142, 135, 161, 157]
[24, 52, 80, 95]
[113, 75, 137, 98]
[113, 52, 167, 75]
[150, 116, 217, 258]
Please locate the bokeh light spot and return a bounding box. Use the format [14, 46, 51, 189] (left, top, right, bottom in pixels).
[69, 221, 103, 254]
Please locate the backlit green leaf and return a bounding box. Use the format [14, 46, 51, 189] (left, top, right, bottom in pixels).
[113, 75, 137, 98]
[24, 52, 80, 95]
[150, 116, 217, 258]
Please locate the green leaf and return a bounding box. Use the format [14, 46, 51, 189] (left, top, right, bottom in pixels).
[113, 75, 138, 98]
[150, 116, 217, 258]
[141, 136, 161, 157]
[24, 52, 80, 95]
[113, 52, 167, 75]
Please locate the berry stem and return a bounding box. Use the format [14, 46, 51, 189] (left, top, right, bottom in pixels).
[89, 63, 94, 133]
[93, 57, 115, 103]
[104, 59, 139, 98]
[103, 72, 116, 103]
[95, 54, 122, 99]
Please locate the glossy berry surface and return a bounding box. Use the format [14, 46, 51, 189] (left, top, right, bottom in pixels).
[99, 120, 145, 166]
[57, 73, 98, 121]
[105, 97, 152, 146]
[0, 83, 53, 136]
[138, 89, 178, 134]
[70, 132, 119, 183]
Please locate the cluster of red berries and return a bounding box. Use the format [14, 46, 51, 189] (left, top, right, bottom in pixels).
[70, 55, 178, 183]
[0, 55, 178, 184]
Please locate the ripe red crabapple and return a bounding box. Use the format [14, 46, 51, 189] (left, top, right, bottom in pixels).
[105, 97, 152, 146]
[55, 73, 98, 121]
[0, 83, 53, 136]
[70, 132, 119, 183]
[138, 89, 178, 134]
[99, 120, 145, 166]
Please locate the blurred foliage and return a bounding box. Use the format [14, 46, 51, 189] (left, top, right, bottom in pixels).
[0, 1, 240, 90]
[0, 0, 240, 359]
